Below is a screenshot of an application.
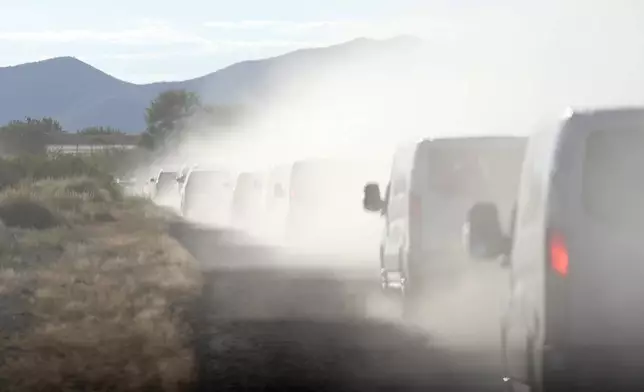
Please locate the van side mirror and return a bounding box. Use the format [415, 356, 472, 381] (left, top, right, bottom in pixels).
[149, 177, 156, 183]
[363, 183, 383, 212]
[176, 175, 186, 184]
[465, 202, 510, 260]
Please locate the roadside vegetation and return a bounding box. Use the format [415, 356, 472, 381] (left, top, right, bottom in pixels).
[0, 88, 236, 391]
[0, 157, 202, 391]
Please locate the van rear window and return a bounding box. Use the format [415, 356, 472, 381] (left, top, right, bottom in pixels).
[426, 144, 524, 199]
[186, 171, 229, 193]
[158, 172, 176, 185]
[583, 129, 644, 226]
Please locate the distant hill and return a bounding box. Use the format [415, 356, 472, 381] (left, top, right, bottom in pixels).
[0, 37, 431, 133]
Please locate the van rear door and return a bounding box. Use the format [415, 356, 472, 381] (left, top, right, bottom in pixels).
[563, 114, 644, 349]
[417, 139, 524, 257]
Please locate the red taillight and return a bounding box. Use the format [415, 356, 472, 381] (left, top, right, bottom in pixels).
[410, 194, 422, 216]
[549, 233, 569, 277]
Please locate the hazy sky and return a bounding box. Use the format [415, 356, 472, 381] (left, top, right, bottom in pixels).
[1, 1, 643, 84]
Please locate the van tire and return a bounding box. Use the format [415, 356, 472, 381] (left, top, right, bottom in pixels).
[400, 251, 422, 320]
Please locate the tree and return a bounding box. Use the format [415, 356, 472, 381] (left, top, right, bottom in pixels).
[31, 117, 62, 133]
[77, 126, 125, 135]
[10, 117, 62, 133]
[199, 104, 246, 126]
[0, 117, 62, 155]
[143, 89, 201, 149]
[177, 104, 250, 143]
[138, 133, 155, 150]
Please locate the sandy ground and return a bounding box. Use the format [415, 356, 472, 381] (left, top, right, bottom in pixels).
[171, 220, 508, 391]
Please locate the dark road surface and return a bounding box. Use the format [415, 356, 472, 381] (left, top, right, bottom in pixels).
[171, 221, 504, 392]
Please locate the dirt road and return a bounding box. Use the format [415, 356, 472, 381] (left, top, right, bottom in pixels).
[171, 221, 504, 391]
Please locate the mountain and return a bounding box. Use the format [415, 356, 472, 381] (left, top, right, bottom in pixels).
[0, 37, 430, 133]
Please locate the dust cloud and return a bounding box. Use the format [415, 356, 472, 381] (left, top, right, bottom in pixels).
[132, 38, 520, 345]
[135, 23, 644, 349]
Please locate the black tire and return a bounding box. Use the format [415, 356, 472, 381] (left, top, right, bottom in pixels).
[401, 252, 425, 321]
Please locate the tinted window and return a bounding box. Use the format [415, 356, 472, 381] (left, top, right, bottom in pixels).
[426, 141, 524, 200]
[188, 171, 227, 186]
[190, 171, 225, 182]
[236, 175, 262, 193]
[157, 172, 177, 188]
[583, 129, 644, 227]
[233, 174, 264, 206]
[158, 172, 175, 182]
[186, 171, 230, 194]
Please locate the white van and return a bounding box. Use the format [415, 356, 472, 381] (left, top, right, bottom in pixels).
[150, 169, 180, 207]
[231, 172, 267, 231]
[466, 108, 644, 391]
[179, 169, 235, 225]
[287, 158, 384, 260]
[363, 136, 526, 319]
[262, 164, 291, 241]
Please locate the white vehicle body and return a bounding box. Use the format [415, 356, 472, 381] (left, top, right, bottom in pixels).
[260, 164, 292, 243]
[231, 172, 267, 232]
[151, 169, 180, 208]
[365, 136, 526, 345]
[470, 108, 644, 390]
[180, 168, 235, 226]
[286, 157, 385, 261]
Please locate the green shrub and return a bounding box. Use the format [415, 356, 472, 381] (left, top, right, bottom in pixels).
[0, 198, 61, 229]
[65, 178, 108, 202]
[66, 177, 122, 203]
[0, 160, 26, 190]
[0, 154, 116, 193]
[0, 177, 125, 227]
[23, 154, 108, 181]
[97, 178, 122, 202]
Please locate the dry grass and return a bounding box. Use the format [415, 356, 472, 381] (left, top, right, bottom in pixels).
[0, 178, 201, 391]
[0, 177, 121, 227]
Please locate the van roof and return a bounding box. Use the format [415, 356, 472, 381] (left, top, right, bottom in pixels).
[527, 107, 644, 148]
[414, 136, 526, 151]
[419, 135, 525, 143]
[394, 135, 525, 155]
[564, 106, 644, 119]
[391, 135, 526, 171]
[189, 168, 227, 174]
[158, 169, 177, 175]
[558, 107, 644, 135]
